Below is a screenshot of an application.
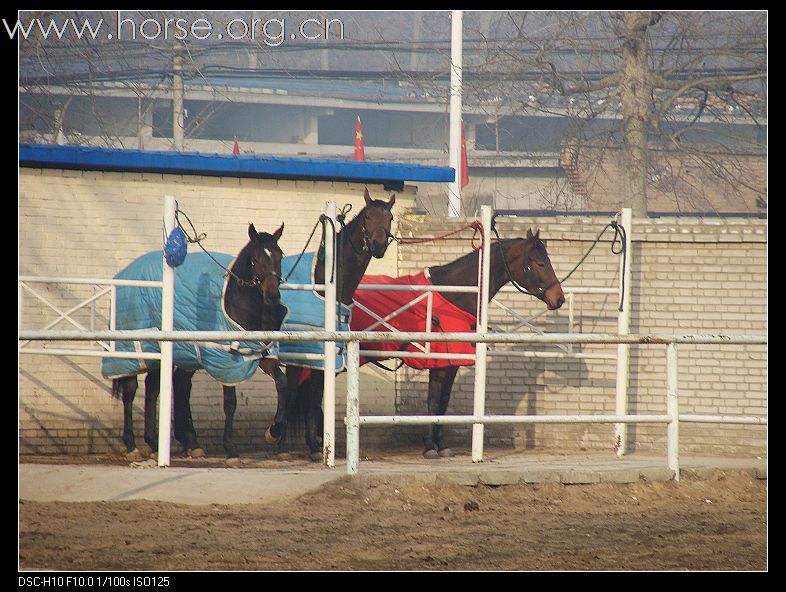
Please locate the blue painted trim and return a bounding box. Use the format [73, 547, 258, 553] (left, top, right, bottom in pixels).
[19, 144, 454, 184]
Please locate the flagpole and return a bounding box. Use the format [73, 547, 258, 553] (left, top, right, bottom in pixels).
[448, 10, 463, 217]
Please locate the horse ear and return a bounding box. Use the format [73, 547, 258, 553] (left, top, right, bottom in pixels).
[272, 222, 284, 242]
[526, 228, 534, 239]
[363, 187, 372, 206]
[535, 228, 540, 239]
[249, 223, 258, 241]
[386, 193, 396, 209]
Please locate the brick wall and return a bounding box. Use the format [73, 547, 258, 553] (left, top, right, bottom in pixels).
[389, 213, 767, 457]
[19, 167, 413, 455]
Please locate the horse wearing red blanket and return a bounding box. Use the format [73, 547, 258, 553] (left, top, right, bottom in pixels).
[352, 229, 565, 458]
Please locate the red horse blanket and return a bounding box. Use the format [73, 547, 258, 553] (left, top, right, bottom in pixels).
[351, 270, 477, 369]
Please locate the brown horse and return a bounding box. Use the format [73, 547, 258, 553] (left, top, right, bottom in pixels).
[107, 222, 285, 461]
[351, 228, 565, 458]
[271, 189, 396, 461]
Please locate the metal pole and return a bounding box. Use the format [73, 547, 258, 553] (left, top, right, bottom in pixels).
[666, 343, 680, 480]
[567, 293, 574, 355]
[614, 207, 633, 456]
[322, 202, 337, 467]
[447, 10, 463, 217]
[158, 195, 177, 467]
[346, 340, 360, 476]
[471, 205, 492, 462]
[172, 49, 184, 151]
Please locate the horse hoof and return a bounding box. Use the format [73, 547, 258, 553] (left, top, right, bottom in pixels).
[309, 451, 323, 463]
[423, 449, 440, 460]
[189, 448, 206, 459]
[149, 451, 158, 461]
[226, 456, 242, 467]
[275, 452, 294, 461]
[125, 448, 145, 462]
[438, 448, 454, 458]
[264, 427, 281, 445]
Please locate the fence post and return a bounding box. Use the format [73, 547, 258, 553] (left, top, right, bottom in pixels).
[666, 343, 680, 481]
[346, 340, 361, 475]
[322, 202, 338, 468]
[471, 205, 492, 462]
[157, 194, 176, 467]
[614, 207, 633, 456]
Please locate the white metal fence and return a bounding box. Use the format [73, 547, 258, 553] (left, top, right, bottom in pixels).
[19, 198, 766, 478]
[19, 328, 767, 479]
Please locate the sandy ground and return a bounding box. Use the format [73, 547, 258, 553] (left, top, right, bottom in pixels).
[19, 465, 766, 571]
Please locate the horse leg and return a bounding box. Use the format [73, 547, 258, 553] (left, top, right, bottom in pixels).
[423, 366, 459, 459]
[261, 359, 288, 445]
[222, 385, 240, 460]
[142, 370, 160, 459]
[173, 368, 205, 457]
[304, 371, 324, 462]
[276, 365, 304, 456]
[116, 376, 143, 460]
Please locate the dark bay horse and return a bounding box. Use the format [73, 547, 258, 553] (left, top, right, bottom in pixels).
[351, 228, 565, 458]
[270, 189, 396, 461]
[107, 222, 285, 461]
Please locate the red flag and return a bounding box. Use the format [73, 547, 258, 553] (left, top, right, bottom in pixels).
[232, 136, 240, 155]
[460, 123, 470, 188]
[354, 116, 365, 161]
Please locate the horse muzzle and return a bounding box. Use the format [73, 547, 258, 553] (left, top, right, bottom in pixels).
[370, 240, 390, 259]
[545, 287, 566, 310]
[263, 288, 281, 306]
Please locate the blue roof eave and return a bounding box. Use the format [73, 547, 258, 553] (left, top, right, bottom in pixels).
[19, 144, 455, 185]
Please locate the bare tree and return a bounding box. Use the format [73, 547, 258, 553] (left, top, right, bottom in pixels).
[460, 10, 766, 216]
[17, 10, 241, 151]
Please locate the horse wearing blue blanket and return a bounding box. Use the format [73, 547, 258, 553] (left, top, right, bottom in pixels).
[103, 222, 285, 461]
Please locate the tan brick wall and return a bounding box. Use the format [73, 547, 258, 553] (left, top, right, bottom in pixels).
[19, 167, 414, 455]
[392, 214, 767, 456]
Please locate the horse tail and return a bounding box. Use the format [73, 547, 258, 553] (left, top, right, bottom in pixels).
[110, 375, 138, 400]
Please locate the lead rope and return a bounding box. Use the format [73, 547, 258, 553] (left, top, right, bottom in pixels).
[174, 205, 281, 288]
[490, 213, 628, 312]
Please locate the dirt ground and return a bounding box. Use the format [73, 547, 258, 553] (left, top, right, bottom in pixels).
[19, 463, 766, 571]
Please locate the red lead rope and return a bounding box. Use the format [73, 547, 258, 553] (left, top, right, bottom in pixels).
[397, 221, 484, 250]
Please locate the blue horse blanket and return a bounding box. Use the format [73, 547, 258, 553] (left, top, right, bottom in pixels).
[278, 252, 351, 372]
[101, 251, 274, 385]
[102, 250, 350, 384]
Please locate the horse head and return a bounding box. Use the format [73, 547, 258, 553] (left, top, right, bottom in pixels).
[506, 229, 565, 310]
[358, 187, 396, 259]
[247, 222, 284, 305]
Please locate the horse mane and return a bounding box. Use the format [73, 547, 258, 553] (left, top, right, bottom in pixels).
[433, 237, 529, 273]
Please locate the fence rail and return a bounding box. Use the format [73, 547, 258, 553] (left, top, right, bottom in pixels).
[17, 329, 768, 346]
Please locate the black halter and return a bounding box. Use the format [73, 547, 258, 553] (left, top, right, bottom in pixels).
[338, 204, 395, 255]
[495, 239, 551, 299]
[232, 239, 283, 292]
